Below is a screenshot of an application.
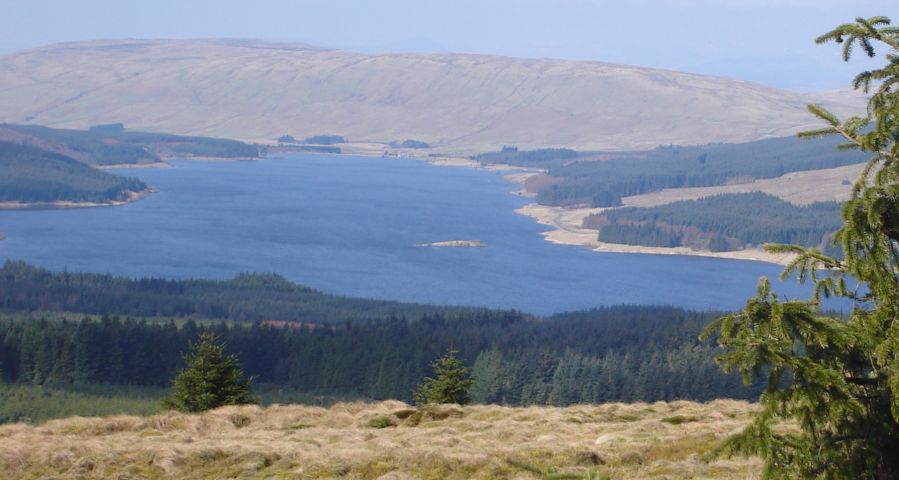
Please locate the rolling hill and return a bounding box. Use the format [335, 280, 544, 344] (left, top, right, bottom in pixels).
[0, 141, 148, 205]
[0, 39, 864, 153]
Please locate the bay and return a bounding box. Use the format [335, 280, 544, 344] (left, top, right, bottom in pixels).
[0, 154, 819, 315]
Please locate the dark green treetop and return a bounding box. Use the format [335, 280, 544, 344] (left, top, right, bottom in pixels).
[162, 332, 257, 413]
[702, 16, 899, 479]
[413, 348, 475, 405]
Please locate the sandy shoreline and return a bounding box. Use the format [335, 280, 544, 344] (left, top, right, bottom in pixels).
[514, 202, 796, 266]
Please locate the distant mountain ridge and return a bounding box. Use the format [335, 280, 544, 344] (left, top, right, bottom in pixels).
[0, 39, 865, 153]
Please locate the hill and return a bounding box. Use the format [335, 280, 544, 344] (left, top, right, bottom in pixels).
[519, 135, 867, 208]
[0, 123, 263, 206]
[0, 141, 148, 205]
[0, 123, 260, 166]
[0, 39, 864, 153]
[0, 260, 494, 324]
[0, 400, 760, 479]
[589, 192, 843, 253]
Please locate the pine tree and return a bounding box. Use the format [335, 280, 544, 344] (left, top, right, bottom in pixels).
[162, 332, 257, 413]
[701, 16, 899, 479]
[413, 348, 475, 405]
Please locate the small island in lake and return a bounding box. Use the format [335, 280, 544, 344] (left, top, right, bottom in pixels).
[415, 240, 486, 248]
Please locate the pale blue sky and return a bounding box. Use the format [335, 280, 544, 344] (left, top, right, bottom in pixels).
[0, 0, 887, 91]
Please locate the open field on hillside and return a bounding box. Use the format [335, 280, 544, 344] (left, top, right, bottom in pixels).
[0, 400, 762, 479]
[620, 163, 864, 207]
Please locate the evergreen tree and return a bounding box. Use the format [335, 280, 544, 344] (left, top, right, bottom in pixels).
[470, 348, 506, 404]
[162, 332, 256, 413]
[702, 16, 899, 479]
[413, 348, 475, 405]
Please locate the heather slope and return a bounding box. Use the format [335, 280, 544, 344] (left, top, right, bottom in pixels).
[0, 39, 863, 152]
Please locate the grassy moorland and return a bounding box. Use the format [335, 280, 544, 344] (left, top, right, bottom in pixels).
[0, 39, 861, 152]
[0, 400, 762, 480]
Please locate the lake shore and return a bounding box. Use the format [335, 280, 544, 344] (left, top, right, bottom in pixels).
[4, 153, 260, 210]
[396, 155, 796, 266]
[515, 202, 796, 266]
[3, 147, 800, 266]
[96, 162, 171, 170]
[0, 188, 155, 210]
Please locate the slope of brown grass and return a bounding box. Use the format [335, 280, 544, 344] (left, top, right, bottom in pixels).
[0, 400, 761, 479]
[0, 39, 865, 153]
[621, 163, 864, 208]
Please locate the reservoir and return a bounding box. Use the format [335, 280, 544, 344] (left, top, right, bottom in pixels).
[0, 154, 819, 314]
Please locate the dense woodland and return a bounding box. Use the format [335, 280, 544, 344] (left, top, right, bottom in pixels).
[0, 261, 500, 324]
[589, 192, 843, 252]
[291, 145, 341, 154]
[303, 135, 345, 145]
[0, 261, 759, 412]
[0, 308, 753, 408]
[396, 139, 430, 149]
[473, 146, 579, 167]
[0, 141, 147, 203]
[0, 123, 260, 203]
[525, 136, 866, 207]
[2, 124, 259, 165]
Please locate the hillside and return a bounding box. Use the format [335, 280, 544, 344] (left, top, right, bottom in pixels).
[504, 136, 865, 262]
[589, 192, 842, 253]
[0, 261, 750, 405]
[0, 401, 761, 479]
[521, 135, 867, 208]
[0, 141, 148, 205]
[0, 39, 864, 153]
[0, 124, 260, 166]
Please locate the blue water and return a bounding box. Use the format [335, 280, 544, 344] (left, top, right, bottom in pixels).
[0, 154, 820, 314]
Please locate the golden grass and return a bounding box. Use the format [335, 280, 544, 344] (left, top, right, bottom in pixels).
[0, 400, 762, 479]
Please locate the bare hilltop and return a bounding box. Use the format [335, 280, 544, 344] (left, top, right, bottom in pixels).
[0, 39, 863, 153]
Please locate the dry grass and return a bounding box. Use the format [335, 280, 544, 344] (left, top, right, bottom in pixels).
[0, 400, 762, 479]
[0, 39, 866, 153]
[621, 163, 864, 208]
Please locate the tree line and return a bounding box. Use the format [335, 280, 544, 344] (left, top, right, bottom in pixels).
[0, 305, 758, 406]
[0, 141, 148, 203]
[0, 261, 487, 325]
[533, 135, 866, 207]
[472, 146, 579, 167]
[4, 123, 259, 165]
[589, 192, 843, 252]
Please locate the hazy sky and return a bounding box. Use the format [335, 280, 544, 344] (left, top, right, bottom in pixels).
[0, 0, 887, 91]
